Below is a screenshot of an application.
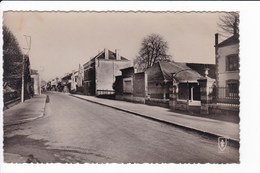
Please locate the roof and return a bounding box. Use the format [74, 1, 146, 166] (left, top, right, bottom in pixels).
[146, 61, 205, 83]
[186, 63, 216, 79]
[91, 49, 128, 61]
[120, 66, 134, 72]
[62, 73, 72, 80]
[216, 33, 239, 48]
[31, 69, 38, 75]
[83, 49, 129, 68]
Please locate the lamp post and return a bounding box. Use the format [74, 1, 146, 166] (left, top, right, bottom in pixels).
[21, 35, 31, 103]
[21, 53, 25, 102]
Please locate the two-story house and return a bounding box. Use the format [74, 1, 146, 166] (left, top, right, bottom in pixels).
[215, 23, 239, 104]
[83, 48, 131, 96]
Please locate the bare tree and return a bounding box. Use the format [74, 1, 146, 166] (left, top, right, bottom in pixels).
[134, 33, 172, 72]
[218, 12, 239, 37]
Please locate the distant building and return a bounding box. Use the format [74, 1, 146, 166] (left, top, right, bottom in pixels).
[31, 69, 41, 95]
[71, 70, 79, 92]
[61, 73, 72, 92]
[71, 64, 84, 93]
[50, 78, 58, 91]
[83, 48, 131, 96]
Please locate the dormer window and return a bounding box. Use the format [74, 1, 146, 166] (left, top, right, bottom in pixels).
[226, 54, 239, 71]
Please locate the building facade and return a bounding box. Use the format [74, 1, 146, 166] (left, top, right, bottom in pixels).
[71, 70, 79, 92]
[215, 32, 239, 103]
[31, 69, 41, 95]
[83, 48, 131, 96]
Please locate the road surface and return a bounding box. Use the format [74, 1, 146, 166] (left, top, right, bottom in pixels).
[4, 91, 239, 163]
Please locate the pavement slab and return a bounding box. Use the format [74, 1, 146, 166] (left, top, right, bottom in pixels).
[3, 94, 47, 127]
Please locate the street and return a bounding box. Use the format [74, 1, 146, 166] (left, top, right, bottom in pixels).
[4, 91, 239, 163]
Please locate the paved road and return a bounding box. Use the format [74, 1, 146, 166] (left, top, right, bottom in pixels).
[4, 91, 239, 163]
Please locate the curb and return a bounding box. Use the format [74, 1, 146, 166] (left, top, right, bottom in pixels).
[70, 94, 240, 148]
[4, 95, 48, 127]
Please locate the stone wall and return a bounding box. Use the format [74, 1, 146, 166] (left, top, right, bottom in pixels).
[133, 72, 147, 97]
[115, 94, 145, 104]
[145, 98, 169, 108]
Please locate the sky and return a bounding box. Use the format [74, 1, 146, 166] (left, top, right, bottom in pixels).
[3, 12, 225, 81]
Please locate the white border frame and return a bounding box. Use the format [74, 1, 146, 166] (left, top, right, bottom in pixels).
[1, 1, 260, 173]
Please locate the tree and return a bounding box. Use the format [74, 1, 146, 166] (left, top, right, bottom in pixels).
[134, 33, 172, 72]
[218, 12, 239, 37]
[3, 25, 23, 91]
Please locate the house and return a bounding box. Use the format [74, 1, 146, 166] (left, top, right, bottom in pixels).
[71, 70, 79, 92]
[71, 64, 84, 93]
[114, 67, 147, 103]
[31, 69, 41, 95]
[214, 25, 239, 105]
[83, 48, 131, 96]
[50, 78, 58, 91]
[147, 61, 209, 109]
[61, 73, 72, 93]
[115, 61, 209, 110]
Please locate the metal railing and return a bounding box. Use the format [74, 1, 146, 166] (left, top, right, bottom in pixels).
[96, 90, 115, 96]
[210, 87, 239, 105]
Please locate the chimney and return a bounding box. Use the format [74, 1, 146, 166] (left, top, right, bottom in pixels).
[205, 68, 209, 78]
[115, 49, 121, 60]
[215, 33, 219, 46]
[104, 48, 109, 60]
[233, 16, 238, 35]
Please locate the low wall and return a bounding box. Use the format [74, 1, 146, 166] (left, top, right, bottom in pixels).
[175, 101, 188, 111]
[209, 104, 239, 116]
[115, 94, 145, 104]
[145, 98, 169, 108]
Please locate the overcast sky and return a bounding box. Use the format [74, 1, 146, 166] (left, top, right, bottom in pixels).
[3, 12, 224, 81]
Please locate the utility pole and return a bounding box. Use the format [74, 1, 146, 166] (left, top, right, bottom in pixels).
[21, 53, 25, 102]
[21, 35, 31, 103]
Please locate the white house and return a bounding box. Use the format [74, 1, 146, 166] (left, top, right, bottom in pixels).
[215, 22, 239, 103]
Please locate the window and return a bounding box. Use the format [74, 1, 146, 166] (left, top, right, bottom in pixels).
[226, 54, 239, 71]
[226, 80, 239, 98]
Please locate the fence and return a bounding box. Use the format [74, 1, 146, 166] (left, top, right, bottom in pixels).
[4, 91, 19, 103]
[96, 90, 115, 95]
[210, 87, 239, 105]
[4, 91, 20, 110]
[96, 90, 115, 99]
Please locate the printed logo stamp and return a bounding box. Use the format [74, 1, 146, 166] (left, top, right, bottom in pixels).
[218, 137, 228, 153]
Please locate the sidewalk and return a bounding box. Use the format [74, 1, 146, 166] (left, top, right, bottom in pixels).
[3, 94, 47, 127]
[71, 94, 240, 143]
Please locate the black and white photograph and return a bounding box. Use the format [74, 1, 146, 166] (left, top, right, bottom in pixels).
[2, 11, 241, 164]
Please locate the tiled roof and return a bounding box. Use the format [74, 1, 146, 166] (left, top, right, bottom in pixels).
[216, 34, 239, 48]
[186, 63, 216, 79]
[146, 61, 205, 82]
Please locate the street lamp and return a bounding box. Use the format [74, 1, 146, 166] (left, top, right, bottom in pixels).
[21, 35, 31, 103]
